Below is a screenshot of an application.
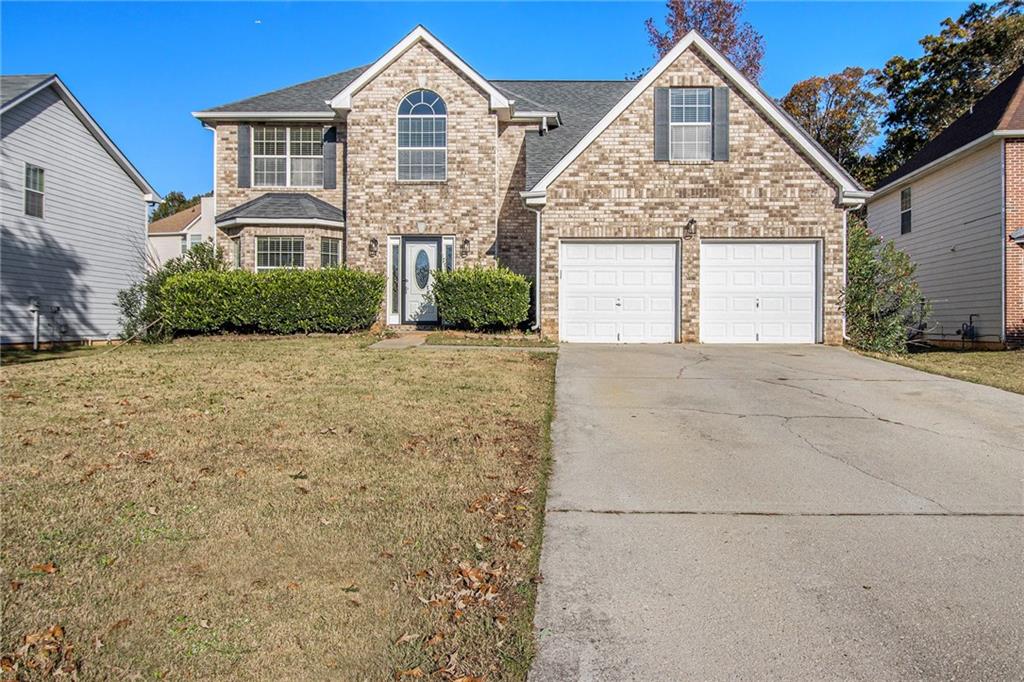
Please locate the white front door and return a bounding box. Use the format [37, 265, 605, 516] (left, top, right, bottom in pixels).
[699, 240, 819, 343]
[559, 241, 678, 343]
[403, 239, 439, 323]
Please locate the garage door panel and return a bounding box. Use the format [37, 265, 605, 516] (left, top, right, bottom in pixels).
[560, 241, 678, 343]
[700, 241, 818, 344]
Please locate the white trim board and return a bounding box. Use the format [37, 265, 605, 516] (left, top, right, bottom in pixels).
[528, 31, 861, 199]
[328, 25, 511, 115]
[2, 75, 159, 198]
[215, 217, 345, 228]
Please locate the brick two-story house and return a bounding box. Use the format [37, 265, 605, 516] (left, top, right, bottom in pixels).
[194, 26, 866, 344]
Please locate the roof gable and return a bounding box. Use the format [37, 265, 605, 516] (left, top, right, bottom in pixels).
[528, 31, 861, 197]
[328, 26, 510, 114]
[148, 203, 202, 235]
[2, 74, 158, 198]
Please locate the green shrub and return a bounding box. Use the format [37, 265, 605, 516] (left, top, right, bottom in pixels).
[432, 267, 531, 330]
[842, 216, 929, 354]
[118, 242, 226, 343]
[161, 268, 385, 336]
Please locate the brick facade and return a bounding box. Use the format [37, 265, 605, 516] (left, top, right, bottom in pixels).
[1005, 138, 1024, 345]
[345, 41, 503, 273]
[208, 38, 850, 343]
[218, 224, 345, 272]
[538, 50, 845, 343]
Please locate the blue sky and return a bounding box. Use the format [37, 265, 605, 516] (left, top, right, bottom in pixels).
[2, 2, 969, 199]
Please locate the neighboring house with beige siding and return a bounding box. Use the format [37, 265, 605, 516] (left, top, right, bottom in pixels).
[1, 74, 158, 347]
[193, 26, 866, 344]
[147, 197, 215, 268]
[867, 64, 1024, 347]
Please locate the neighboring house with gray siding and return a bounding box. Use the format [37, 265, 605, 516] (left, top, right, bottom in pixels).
[1, 74, 158, 346]
[147, 197, 215, 269]
[867, 64, 1024, 347]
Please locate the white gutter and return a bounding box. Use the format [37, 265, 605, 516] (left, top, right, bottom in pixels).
[215, 217, 345, 228]
[193, 111, 338, 122]
[527, 206, 543, 331]
[842, 209, 849, 341]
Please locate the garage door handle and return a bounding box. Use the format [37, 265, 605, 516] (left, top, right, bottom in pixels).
[615, 298, 622, 307]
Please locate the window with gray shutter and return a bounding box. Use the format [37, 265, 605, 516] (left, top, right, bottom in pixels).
[323, 126, 337, 189]
[713, 87, 730, 161]
[237, 124, 251, 188]
[654, 88, 669, 161]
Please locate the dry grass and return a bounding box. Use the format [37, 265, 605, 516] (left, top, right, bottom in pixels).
[865, 348, 1024, 395]
[1, 335, 556, 680]
[424, 332, 555, 349]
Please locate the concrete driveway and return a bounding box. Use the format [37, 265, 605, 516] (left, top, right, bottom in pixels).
[531, 345, 1024, 680]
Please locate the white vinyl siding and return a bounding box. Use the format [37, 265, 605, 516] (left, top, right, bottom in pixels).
[866, 141, 1004, 341]
[1, 86, 148, 344]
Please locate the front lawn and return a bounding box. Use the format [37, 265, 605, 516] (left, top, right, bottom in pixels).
[866, 348, 1024, 394]
[1, 335, 556, 679]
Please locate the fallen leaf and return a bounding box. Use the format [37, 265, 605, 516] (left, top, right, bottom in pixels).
[9, 580, 22, 592]
[395, 633, 418, 645]
[397, 668, 424, 679]
[289, 470, 308, 480]
[109, 618, 131, 631]
[146, 506, 159, 516]
[286, 582, 300, 591]
[508, 539, 525, 551]
[426, 632, 444, 646]
[234, 468, 247, 479]
[31, 562, 57, 574]
[341, 583, 359, 593]
[453, 677, 485, 682]
[199, 619, 211, 629]
[347, 595, 363, 606]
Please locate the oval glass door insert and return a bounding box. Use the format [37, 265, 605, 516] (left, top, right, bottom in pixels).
[414, 250, 430, 289]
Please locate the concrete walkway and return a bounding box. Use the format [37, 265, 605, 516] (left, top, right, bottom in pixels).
[531, 344, 1024, 680]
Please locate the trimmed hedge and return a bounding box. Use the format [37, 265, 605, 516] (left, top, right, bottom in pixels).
[162, 268, 386, 335]
[432, 267, 531, 330]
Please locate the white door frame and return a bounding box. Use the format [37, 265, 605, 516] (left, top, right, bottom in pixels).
[557, 238, 681, 343]
[699, 238, 824, 344]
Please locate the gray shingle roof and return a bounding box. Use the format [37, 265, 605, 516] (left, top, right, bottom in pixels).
[216, 193, 344, 224]
[203, 65, 370, 113]
[1, 74, 55, 109]
[493, 80, 635, 188]
[1011, 227, 1024, 243]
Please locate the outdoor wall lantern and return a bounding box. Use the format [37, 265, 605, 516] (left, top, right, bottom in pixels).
[460, 238, 471, 258]
[368, 237, 379, 257]
[683, 219, 697, 240]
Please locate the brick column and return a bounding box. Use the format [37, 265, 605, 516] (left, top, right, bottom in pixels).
[1005, 139, 1024, 345]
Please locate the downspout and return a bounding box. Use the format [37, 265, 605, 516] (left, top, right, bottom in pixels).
[842, 208, 849, 341]
[1001, 139, 1007, 344]
[527, 206, 542, 331]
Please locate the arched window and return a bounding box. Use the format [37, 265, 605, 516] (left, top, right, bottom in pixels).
[397, 90, 447, 181]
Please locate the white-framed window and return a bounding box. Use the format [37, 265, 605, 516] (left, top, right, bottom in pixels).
[190, 234, 203, 249]
[900, 187, 912, 235]
[669, 88, 712, 161]
[387, 236, 401, 323]
[321, 237, 340, 268]
[397, 90, 447, 181]
[180, 235, 188, 255]
[253, 126, 323, 187]
[24, 164, 44, 218]
[256, 236, 304, 271]
[231, 237, 242, 269]
[442, 235, 455, 272]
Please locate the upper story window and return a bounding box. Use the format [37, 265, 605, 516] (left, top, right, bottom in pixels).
[669, 88, 712, 161]
[25, 164, 44, 218]
[253, 126, 323, 187]
[900, 187, 912, 234]
[397, 90, 447, 181]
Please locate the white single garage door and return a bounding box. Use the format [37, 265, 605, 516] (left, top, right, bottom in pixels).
[560, 241, 678, 343]
[700, 241, 819, 343]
